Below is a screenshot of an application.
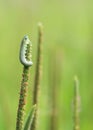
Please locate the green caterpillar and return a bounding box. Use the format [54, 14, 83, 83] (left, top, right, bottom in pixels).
[19, 35, 33, 67]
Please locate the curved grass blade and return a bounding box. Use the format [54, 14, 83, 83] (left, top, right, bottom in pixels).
[23, 105, 36, 130]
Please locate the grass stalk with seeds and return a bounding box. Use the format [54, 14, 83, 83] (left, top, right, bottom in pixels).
[16, 35, 33, 130]
[31, 23, 43, 130]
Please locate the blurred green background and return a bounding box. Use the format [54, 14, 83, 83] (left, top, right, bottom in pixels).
[0, 0, 93, 130]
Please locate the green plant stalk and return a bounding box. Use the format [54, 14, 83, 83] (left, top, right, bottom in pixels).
[73, 76, 80, 130]
[16, 66, 30, 130]
[16, 35, 32, 130]
[48, 50, 60, 130]
[31, 23, 43, 130]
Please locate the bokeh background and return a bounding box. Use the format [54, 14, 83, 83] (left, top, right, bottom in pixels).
[0, 0, 93, 130]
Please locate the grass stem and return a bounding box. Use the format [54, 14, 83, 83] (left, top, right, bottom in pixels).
[16, 66, 30, 130]
[73, 76, 80, 130]
[31, 23, 43, 130]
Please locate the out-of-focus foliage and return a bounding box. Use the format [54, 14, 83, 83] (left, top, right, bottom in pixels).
[0, 0, 93, 130]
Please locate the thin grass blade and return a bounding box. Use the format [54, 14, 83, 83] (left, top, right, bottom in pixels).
[23, 105, 36, 130]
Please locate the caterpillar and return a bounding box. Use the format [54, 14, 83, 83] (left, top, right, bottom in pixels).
[19, 35, 33, 67]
